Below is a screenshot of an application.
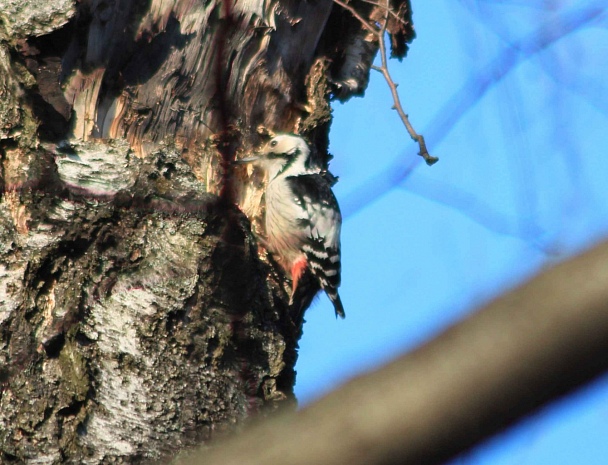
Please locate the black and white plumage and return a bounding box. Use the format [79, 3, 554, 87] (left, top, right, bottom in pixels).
[239, 134, 344, 318]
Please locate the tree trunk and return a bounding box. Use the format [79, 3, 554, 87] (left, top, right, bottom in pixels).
[0, 0, 414, 463]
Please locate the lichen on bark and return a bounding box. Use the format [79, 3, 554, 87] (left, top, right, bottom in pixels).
[0, 0, 415, 462]
[1, 140, 299, 463]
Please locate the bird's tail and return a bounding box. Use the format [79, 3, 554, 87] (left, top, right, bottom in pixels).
[326, 290, 345, 319]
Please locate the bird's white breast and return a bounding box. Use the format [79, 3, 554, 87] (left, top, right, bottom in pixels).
[264, 177, 308, 265]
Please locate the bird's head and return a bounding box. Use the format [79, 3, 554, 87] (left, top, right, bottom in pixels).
[236, 134, 313, 180]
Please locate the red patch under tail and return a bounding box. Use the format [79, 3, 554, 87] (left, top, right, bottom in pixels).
[289, 256, 308, 303]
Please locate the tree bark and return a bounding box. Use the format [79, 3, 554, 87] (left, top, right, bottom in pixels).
[0, 0, 414, 463]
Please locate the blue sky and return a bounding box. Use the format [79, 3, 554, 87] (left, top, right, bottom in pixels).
[295, 1, 608, 464]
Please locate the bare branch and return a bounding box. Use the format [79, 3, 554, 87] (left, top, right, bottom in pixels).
[376, 0, 438, 165]
[333, 0, 438, 165]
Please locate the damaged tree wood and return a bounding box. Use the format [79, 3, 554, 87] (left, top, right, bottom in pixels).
[0, 0, 415, 463]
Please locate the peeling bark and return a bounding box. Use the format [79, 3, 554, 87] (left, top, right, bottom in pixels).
[0, 0, 415, 463]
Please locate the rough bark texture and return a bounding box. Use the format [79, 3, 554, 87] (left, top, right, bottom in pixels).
[0, 0, 414, 463]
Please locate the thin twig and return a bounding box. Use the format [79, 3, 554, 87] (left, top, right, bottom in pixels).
[332, 0, 379, 36]
[339, 3, 601, 258]
[333, 0, 438, 165]
[376, 0, 438, 165]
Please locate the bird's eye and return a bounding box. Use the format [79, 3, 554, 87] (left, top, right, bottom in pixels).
[270, 140, 278, 148]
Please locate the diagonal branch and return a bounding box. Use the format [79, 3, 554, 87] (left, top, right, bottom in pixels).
[332, 0, 379, 35]
[177, 239, 608, 465]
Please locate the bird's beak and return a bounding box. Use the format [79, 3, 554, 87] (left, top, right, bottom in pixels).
[233, 155, 261, 165]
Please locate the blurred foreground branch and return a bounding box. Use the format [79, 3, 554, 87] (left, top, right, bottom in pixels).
[177, 239, 608, 465]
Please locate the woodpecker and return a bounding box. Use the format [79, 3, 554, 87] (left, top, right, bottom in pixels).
[238, 134, 345, 318]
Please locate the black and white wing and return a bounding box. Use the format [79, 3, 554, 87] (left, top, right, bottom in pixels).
[286, 174, 344, 317]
